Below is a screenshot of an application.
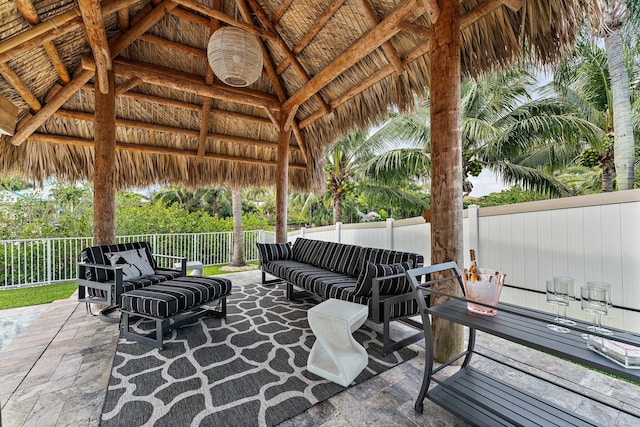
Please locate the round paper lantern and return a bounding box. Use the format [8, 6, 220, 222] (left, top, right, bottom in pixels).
[207, 27, 263, 87]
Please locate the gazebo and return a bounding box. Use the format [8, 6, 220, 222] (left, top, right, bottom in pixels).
[0, 0, 597, 359]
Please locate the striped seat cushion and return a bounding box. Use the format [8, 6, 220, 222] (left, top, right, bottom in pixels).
[87, 268, 182, 304]
[262, 260, 313, 283]
[120, 277, 232, 318]
[289, 268, 357, 299]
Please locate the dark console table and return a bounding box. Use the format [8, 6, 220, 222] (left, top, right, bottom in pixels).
[406, 262, 640, 427]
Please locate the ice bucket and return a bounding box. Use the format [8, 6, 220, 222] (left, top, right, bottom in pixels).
[462, 268, 506, 316]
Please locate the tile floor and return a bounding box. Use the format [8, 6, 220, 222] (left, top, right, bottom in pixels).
[1, 270, 639, 426]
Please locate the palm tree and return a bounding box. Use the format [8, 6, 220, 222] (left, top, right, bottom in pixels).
[551, 37, 640, 192]
[153, 186, 226, 216]
[325, 131, 378, 223]
[230, 188, 246, 267]
[591, 0, 638, 190]
[368, 68, 596, 197]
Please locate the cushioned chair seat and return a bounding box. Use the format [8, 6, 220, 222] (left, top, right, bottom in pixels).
[290, 269, 357, 299]
[121, 276, 232, 318]
[87, 268, 182, 300]
[262, 260, 314, 283]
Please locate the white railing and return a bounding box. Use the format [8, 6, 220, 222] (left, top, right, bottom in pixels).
[0, 230, 275, 288]
[291, 189, 640, 331]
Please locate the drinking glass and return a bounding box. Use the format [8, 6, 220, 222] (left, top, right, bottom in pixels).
[581, 282, 614, 336]
[553, 276, 576, 326]
[546, 280, 570, 333]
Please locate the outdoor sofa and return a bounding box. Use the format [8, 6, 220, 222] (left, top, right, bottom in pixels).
[257, 237, 425, 354]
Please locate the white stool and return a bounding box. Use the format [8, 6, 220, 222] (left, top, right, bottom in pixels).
[307, 299, 369, 387]
[173, 260, 204, 276]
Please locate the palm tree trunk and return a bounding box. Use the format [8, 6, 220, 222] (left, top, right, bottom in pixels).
[231, 188, 245, 267]
[605, 26, 635, 190]
[429, 0, 464, 363]
[333, 191, 343, 224]
[601, 152, 615, 192]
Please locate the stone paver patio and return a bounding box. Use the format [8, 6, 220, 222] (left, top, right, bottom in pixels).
[1, 270, 639, 426]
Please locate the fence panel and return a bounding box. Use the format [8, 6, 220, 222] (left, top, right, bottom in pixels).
[0, 231, 263, 288]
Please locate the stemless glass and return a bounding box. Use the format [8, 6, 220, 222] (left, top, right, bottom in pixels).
[581, 282, 614, 336]
[546, 280, 570, 333]
[553, 276, 576, 326]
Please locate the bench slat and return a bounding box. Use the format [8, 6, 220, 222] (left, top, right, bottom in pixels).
[429, 367, 602, 427]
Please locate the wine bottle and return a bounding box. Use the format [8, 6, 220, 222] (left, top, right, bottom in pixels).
[469, 249, 479, 281]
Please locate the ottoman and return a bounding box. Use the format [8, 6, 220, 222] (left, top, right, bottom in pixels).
[307, 299, 369, 387]
[120, 276, 232, 349]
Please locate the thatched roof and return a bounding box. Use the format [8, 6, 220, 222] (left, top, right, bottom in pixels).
[0, 0, 598, 191]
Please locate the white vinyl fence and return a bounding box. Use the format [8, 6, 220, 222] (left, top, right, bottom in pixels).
[290, 190, 640, 331]
[1, 230, 275, 288]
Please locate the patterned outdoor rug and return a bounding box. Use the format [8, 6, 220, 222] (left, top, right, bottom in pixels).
[100, 282, 417, 427]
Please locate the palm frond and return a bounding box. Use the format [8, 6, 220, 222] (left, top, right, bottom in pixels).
[358, 148, 431, 185]
[358, 185, 429, 211]
[489, 162, 572, 197]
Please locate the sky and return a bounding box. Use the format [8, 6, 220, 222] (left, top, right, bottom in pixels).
[467, 170, 507, 197]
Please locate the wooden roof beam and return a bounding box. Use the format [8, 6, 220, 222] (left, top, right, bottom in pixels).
[11, 1, 174, 146]
[198, 1, 221, 160]
[398, 21, 432, 38]
[246, 0, 331, 116]
[275, 0, 347, 75]
[118, 7, 129, 30]
[11, 67, 94, 145]
[0, 63, 41, 111]
[0, 0, 140, 64]
[14, 0, 71, 83]
[102, 56, 280, 106]
[282, 0, 428, 113]
[81, 56, 281, 110]
[169, 7, 209, 26]
[171, 0, 276, 41]
[53, 109, 296, 150]
[236, 0, 286, 102]
[355, 0, 404, 74]
[109, 58, 275, 102]
[28, 133, 307, 169]
[82, 84, 276, 126]
[237, 0, 310, 165]
[115, 77, 142, 95]
[299, 30, 434, 130]
[78, 0, 112, 95]
[272, 0, 293, 23]
[421, 0, 440, 22]
[110, 0, 179, 57]
[139, 34, 207, 58]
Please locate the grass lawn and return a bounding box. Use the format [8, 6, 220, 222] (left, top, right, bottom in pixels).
[0, 282, 78, 310]
[0, 262, 259, 310]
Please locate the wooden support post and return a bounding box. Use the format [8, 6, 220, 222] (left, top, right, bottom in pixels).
[0, 94, 19, 135]
[429, 0, 463, 364]
[275, 121, 291, 243]
[93, 71, 116, 245]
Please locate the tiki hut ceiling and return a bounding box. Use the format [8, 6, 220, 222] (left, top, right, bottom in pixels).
[0, 0, 596, 191]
